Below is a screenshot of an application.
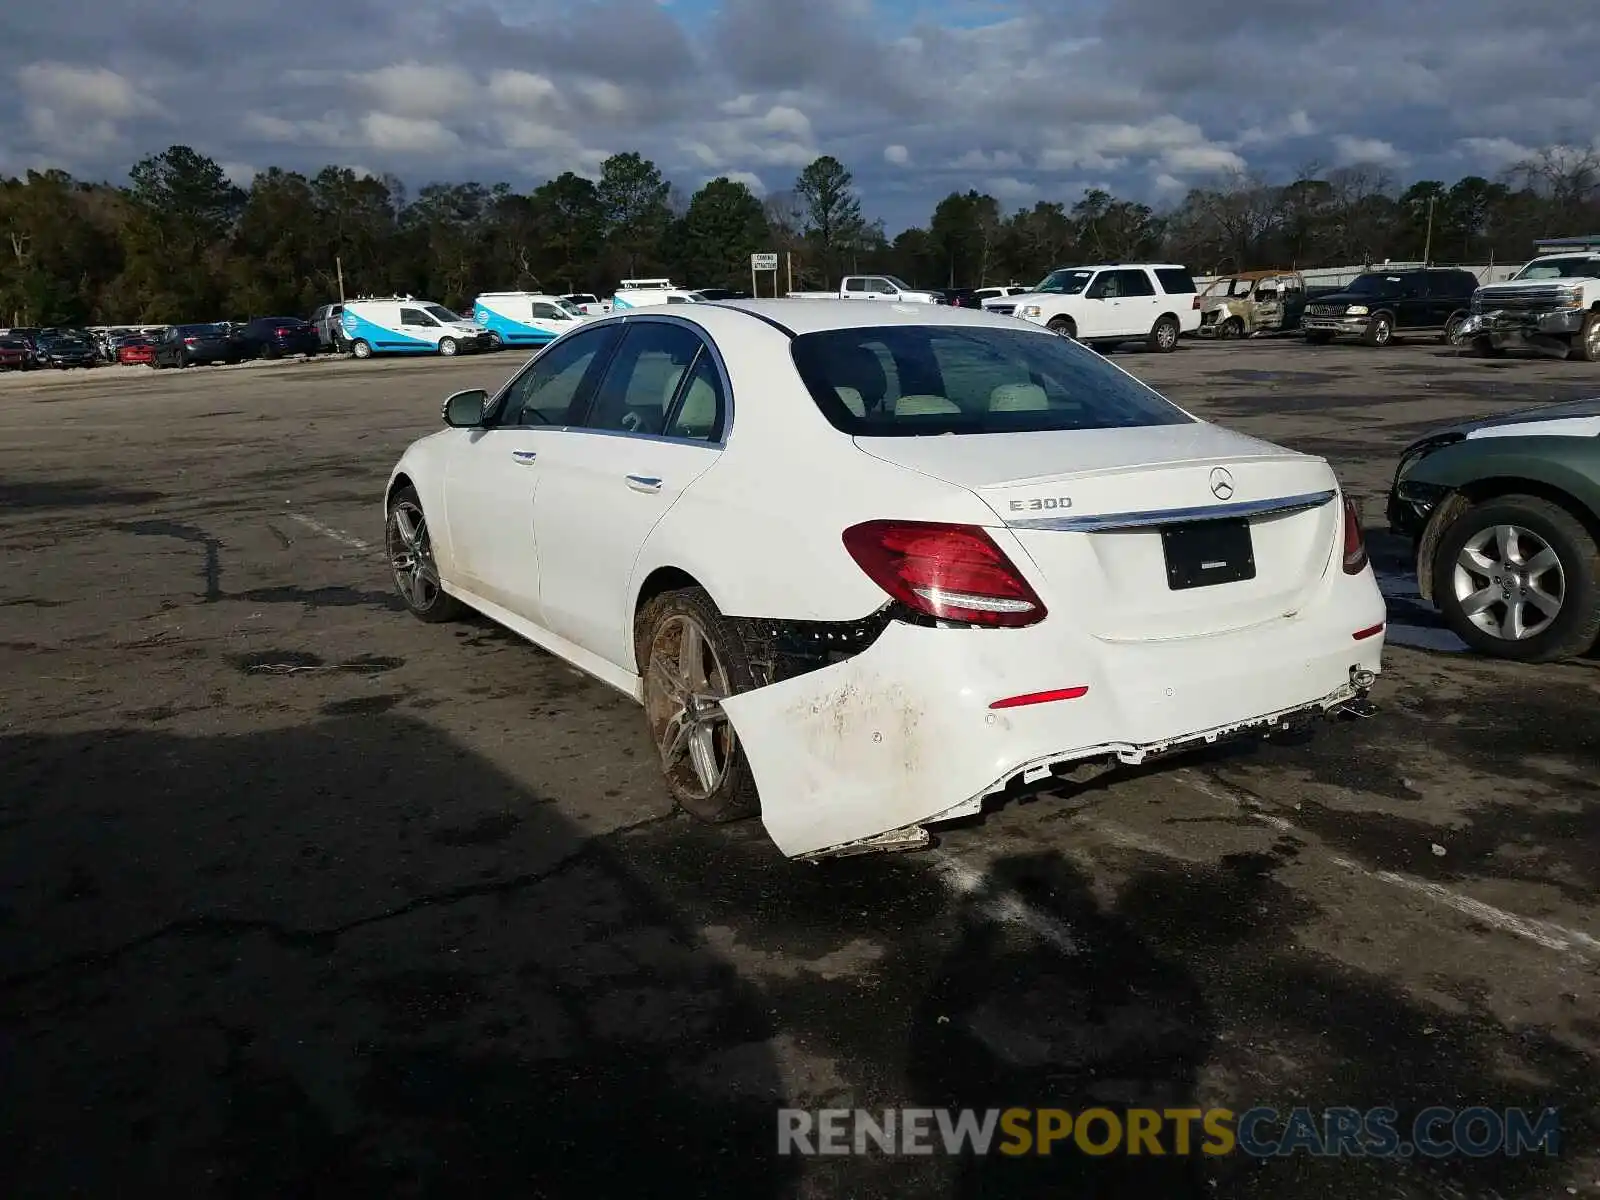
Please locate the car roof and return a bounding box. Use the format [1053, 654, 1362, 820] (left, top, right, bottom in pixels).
[707, 298, 1056, 336]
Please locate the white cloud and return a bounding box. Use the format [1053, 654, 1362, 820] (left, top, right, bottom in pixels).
[1333, 134, 1407, 168]
[359, 112, 461, 154]
[16, 63, 162, 119]
[723, 170, 767, 195]
[351, 63, 476, 119]
[884, 144, 909, 165]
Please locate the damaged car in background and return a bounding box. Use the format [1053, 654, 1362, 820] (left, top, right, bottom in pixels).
[384, 301, 1386, 860]
[1196, 270, 1312, 338]
[1455, 236, 1600, 361]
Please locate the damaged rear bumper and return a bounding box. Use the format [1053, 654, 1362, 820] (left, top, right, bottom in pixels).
[719, 599, 1386, 860]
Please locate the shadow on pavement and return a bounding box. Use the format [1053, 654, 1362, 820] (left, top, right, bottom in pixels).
[0, 716, 797, 1197]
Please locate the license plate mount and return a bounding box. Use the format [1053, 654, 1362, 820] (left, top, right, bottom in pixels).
[1161, 518, 1256, 590]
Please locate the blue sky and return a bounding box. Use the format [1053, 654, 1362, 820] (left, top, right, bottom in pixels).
[3, 0, 1596, 231]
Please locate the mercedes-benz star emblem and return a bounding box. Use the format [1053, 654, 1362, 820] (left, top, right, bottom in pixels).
[1209, 467, 1235, 500]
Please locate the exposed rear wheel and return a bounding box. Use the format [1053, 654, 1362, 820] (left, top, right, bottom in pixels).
[636, 586, 759, 823]
[1148, 314, 1180, 352]
[386, 487, 462, 623]
[1432, 494, 1600, 662]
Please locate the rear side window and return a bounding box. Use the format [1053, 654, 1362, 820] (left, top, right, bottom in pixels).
[790, 325, 1193, 437]
[1155, 268, 1196, 294]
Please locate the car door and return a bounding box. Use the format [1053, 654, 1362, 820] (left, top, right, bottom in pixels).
[1115, 268, 1161, 336]
[531, 318, 729, 671]
[842, 278, 869, 300]
[441, 324, 622, 619]
[1082, 270, 1129, 337]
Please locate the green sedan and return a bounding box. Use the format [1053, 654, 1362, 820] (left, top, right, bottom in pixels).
[1387, 397, 1600, 661]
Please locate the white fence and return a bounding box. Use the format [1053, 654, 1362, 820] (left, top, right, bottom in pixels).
[1194, 262, 1523, 289]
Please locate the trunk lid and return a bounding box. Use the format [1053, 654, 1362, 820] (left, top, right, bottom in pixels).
[854, 424, 1341, 640]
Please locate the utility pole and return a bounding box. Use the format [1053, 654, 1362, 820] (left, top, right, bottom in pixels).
[786, 253, 793, 295]
[336, 256, 346, 302]
[1422, 196, 1436, 267]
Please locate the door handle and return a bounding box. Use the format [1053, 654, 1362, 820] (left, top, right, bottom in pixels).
[511, 450, 538, 464]
[626, 475, 662, 493]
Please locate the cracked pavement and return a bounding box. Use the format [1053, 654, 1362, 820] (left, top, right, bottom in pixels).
[2, 341, 1598, 1197]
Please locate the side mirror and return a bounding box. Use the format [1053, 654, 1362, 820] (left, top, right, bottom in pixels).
[442, 388, 488, 428]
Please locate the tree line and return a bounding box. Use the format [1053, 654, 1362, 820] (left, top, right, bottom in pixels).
[4, 142, 1598, 327]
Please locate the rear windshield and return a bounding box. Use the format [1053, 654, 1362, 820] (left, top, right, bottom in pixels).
[790, 325, 1194, 437]
[1155, 268, 1196, 294]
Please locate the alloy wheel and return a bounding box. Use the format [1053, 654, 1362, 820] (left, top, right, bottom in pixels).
[387, 500, 442, 611]
[1452, 523, 1565, 641]
[643, 613, 735, 800]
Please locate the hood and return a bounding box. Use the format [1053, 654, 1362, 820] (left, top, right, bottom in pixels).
[1403, 396, 1600, 449]
[1306, 290, 1376, 307]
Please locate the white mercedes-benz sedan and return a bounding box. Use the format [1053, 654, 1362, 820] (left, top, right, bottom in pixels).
[384, 299, 1386, 859]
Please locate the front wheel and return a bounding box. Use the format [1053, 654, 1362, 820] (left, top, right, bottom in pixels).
[1148, 314, 1180, 353]
[1432, 494, 1600, 662]
[1362, 313, 1394, 347]
[1570, 312, 1600, 363]
[437, 337, 459, 357]
[1443, 314, 1466, 344]
[487, 332, 503, 350]
[351, 339, 372, 360]
[1219, 317, 1244, 339]
[635, 587, 760, 823]
[1046, 316, 1077, 340]
[386, 487, 463, 623]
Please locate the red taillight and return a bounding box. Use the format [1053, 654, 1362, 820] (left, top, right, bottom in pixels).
[990, 686, 1088, 709]
[183, 337, 197, 345]
[841, 520, 1046, 627]
[275, 327, 290, 336]
[1192, 295, 1202, 309]
[1341, 495, 1367, 574]
[1353, 622, 1384, 640]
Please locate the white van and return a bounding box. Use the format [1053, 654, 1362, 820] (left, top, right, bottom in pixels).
[339, 296, 493, 358]
[610, 278, 707, 310]
[471, 292, 590, 348]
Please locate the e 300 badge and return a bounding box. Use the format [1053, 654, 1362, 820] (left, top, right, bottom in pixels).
[1009, 497, 1073, 512]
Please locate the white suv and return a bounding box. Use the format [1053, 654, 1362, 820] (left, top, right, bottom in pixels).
[991, 264, 1201, 352]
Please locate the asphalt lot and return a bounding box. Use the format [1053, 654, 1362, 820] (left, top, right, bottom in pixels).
[3, 337, 1598, 1197]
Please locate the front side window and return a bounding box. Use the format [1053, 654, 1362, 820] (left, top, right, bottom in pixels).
[400, 307, 434, 326]
[579, 322, 705, 436]
[791, 325, 1194, 437]
[496, 326, 619, 427]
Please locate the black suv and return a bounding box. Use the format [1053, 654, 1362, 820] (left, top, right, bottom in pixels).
[1301, 268, 1479, 346]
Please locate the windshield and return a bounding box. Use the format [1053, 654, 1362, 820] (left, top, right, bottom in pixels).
[424, 305, 462, 323]
[1033, 269, 1094, 295]
[1343, 274, 1404, 296]
[791, 324, 1194, 437]
[878, 276, 911, 291]
[555, 300, 584, 317]
[1514, 255, 1600, 281]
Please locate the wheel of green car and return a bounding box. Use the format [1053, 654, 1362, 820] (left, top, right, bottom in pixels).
[1362, 312, 1394, 347]
[1571, 312, 1600, 363]
[1432, 494, 1600, 662]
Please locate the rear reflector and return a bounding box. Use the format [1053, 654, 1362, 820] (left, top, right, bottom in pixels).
[841, 520, 1047, 628]
[1352, 622, 1384, 641]
[989, 686, 1089, 710]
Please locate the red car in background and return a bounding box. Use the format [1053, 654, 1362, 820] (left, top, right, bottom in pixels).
[0, 337, 32, 369]
[117, 337, 154, 366]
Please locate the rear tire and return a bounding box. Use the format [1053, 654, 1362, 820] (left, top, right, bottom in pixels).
[1046, 316, 1077, 340]
[635, 586, 760, 824]
[1148, 314, 1180, 352]
[386, 486, 463, 624]
[1432, 494, 1600, 662]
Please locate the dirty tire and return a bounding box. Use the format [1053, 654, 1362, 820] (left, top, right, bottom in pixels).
[1431, 494, 1600, 663]
[1304, 330, 1333, 345]
[1570, 312, 1600, 363]
[635, 586, 760, 824]
[351, 339, 372, 360]
[1147, 314, 1180, 353]
[1220, 317, 1244, 339]
[386, 486, 463, 624]
[1046, 316, 1077, 340]
[1362, 313, 1394, 347]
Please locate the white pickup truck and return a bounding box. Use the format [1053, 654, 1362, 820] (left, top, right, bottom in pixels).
[1458, 237, 1600, 361]
[787, 275, 943, 303]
